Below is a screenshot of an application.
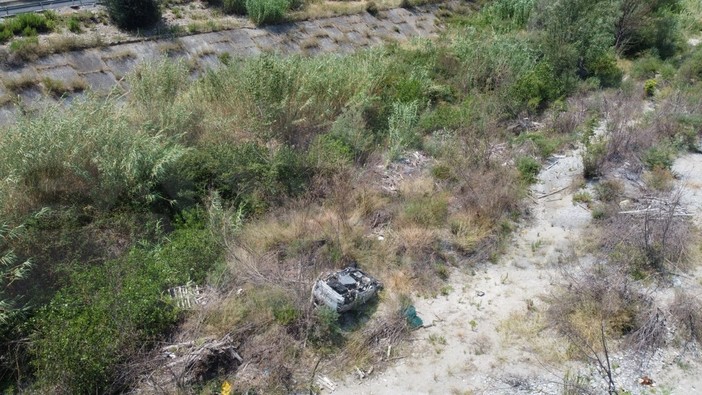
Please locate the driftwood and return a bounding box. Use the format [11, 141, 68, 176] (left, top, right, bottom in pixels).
[619, 209, 692, 217]
[315, 375, 337, 391]
[536, 186, 569, 199]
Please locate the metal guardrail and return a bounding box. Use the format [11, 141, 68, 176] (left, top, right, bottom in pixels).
[0, 0, 98, 18]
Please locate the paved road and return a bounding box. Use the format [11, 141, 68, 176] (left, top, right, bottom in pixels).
[0, 0, 98, 18]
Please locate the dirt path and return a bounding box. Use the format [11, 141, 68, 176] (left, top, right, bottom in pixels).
[334, 149, 591, 394]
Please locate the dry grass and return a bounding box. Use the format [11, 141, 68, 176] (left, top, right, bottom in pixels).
[547, 264, 663, 361]
[0, 93, 13, 107]
[598, 190, 694, 275]
[670, 290, 702, 344]
[101, 48, 137, 61]
[497, 310, 567, 364]
[300, 37, 320, 50]
[643, 166, 675, 191]
[41, 76, 87, 98]
[157, 40, 185, 56]
[448, 212, 492, 254]
[0, 71, 38, 93]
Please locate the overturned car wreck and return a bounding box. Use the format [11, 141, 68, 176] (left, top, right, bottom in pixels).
[312, 267, 382, 312]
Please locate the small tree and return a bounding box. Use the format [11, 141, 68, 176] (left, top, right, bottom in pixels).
[105, 0, 161, 30]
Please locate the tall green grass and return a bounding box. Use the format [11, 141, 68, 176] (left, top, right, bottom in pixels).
[0, 12, 56, 43]
[246, 0, 289, 25]
[0, 99, 185, 215]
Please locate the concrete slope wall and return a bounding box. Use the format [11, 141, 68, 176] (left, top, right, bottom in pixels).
[0, 7, 440, 124]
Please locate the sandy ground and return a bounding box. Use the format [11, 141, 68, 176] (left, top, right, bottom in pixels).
[334, 149, 592, 395]
[332, 139, 702, 395]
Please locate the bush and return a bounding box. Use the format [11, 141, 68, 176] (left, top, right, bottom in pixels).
[0, 28, 12, 43]
[516, 156, 540, 184]
[617, 1, 682, 59]
[1, 13, 54, 36]
[583, 139, 607, 179]
[31, 254, 179, 393]
[586, 51, 622, 88]
[511, 62, 564, 113]
[0, 100, 185, 214]
[310, 307, 341, 345]
[548, 265, 662, 361]
[594, 179, 623, 202]
[168, 142, 311, 216]
[30, 216, 221, 393]
[8, 36, 40, 61]
[366, 1, 379, 16]
[223, 0, 247, 14]
[104, 0, 161, 30]
[631, 55, 675, 80]
[245, 0, 289, 25]
[67, 16, 82, 34]
[642, 144, 674, 170]
[514, 131, 561, 158]
[678, 46, 702, 83]
[644, 79, 657, 97]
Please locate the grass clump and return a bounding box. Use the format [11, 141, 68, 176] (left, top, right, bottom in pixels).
[8, 36, 41, 61]
[402, 195, 448, 227]
[221, 0, 247, 14]
[516, 156, 540, 184]
[67, 16, 82, 34]
[246, 0, 289, 25]
[0, 12, 55, 43]
[572, 191, 592, 205]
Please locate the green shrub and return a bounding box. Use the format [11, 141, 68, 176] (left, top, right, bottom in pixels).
[431, 164, 453, 181]
[104, 0, 161, 30]
[312, 307, 340, 341]
[0, 100, 186, 213]
[586, 51, 622, 88]
[67, 16, 82, 33]
[516, 156, 540, 184]
[30, 257, 176, 393]
[2, 13, 54, 35]
[642, 144, 674, 170]
[8, 36, 40, 61]
[485, 0, 536, 30]
[366, 1, 379, 16]
[514, 132, 561, 158]
[169, 142, 310, 216]
[327, 107, 374, 164]
[272, 300, 299, 326]
[128, 60, 199, 136]
[223, 0, 247, 14]
[618, 3, 682, 59]
[582, 139, 606, 179]
[678, 46, 702, 83]
[245, 0, 289, 25]
[572, 191, 592, 204]
[511, 62, 564, 113]
[30, 216, 221, 393]
[644, 79, 658, 97]
[0, 28, 12, 43]
[591, 204, 608, 220]
[309, 134, 354, 173]
[631, 54, 675, 80]
[594, 179, 622, 202]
